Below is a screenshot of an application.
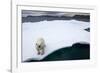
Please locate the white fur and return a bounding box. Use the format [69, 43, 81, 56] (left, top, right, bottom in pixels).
[35, 37, 46, 55]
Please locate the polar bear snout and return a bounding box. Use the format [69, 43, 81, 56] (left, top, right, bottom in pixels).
[38, 45, 41, 48]
[35, 38, 46, 55]
[36, 43, 41, 48]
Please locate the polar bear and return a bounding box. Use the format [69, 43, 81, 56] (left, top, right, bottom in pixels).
[35, 37, 46, 55]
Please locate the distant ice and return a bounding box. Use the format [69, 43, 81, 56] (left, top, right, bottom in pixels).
[22, 20, 90, 61]
[22, 10, 89, 17]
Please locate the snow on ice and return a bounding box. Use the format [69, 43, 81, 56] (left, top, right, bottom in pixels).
[22, 20, 90, 61]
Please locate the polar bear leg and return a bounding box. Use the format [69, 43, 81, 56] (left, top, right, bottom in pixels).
[37, 48, 41, 55]
[41, 48, 44, 55]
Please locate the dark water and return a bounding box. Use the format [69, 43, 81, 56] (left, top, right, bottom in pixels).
[22, 15, 90, 23]
[24, 43, 90, 62]
[84, 28, 90, 32]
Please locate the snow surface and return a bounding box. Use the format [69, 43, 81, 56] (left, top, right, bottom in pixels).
[22, 20, 90, 61]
